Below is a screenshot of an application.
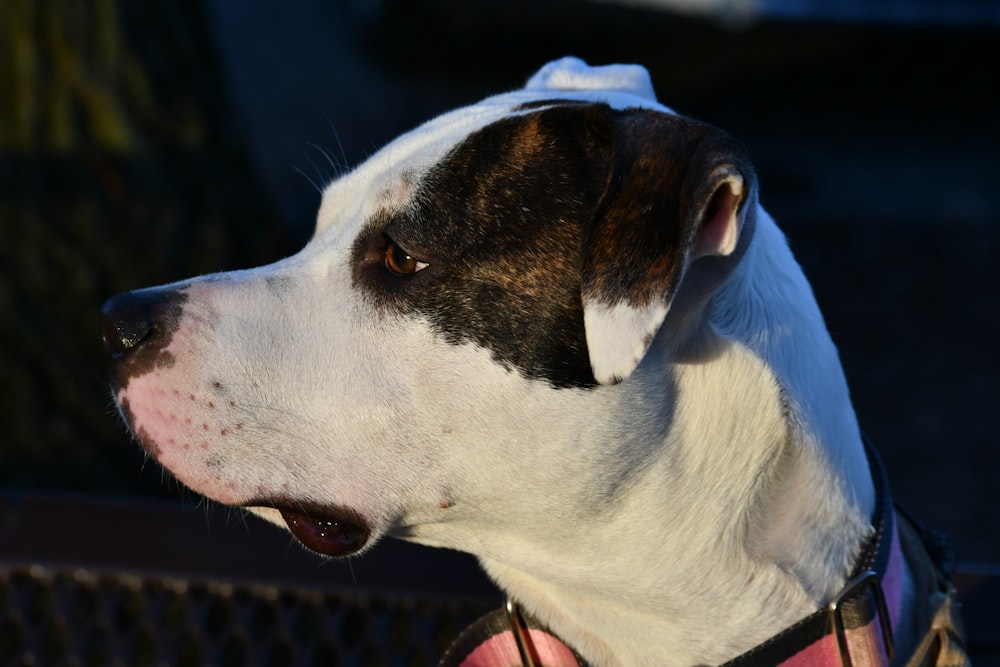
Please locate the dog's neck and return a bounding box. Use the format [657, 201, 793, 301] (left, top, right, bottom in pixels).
[426, 208, 875, 666]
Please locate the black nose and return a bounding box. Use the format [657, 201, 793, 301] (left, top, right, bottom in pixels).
[100, 288, 188, 360]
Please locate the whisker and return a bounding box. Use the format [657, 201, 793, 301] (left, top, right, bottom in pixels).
[323, 114, 350, 168]
[303, 147, 334, 187]
[307, 141, 349, 178]
[293, 165, 324, 194]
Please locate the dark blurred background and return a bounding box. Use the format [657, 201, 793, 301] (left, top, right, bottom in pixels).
[1, 0, 997, 616]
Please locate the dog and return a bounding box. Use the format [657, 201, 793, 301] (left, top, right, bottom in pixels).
[101, 58, 966, 666]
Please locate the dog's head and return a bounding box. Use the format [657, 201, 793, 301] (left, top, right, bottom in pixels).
[101, 58, 756, 558]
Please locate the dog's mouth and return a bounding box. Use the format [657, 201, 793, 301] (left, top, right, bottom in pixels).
[253, 500, 372, 557]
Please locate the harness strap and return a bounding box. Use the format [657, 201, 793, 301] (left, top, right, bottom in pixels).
[896, 511, 970, 667]
[901, 585, 968, 667]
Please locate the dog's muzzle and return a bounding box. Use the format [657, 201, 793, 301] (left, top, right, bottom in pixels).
[101, 289, 375, 558]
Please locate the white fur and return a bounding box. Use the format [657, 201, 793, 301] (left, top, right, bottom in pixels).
[584, 300, 670, 385]
[526, 56, 659, 101]
[113, 59, 889, 666]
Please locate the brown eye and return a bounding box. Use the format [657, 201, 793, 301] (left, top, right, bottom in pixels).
[383, 242, 428, 277]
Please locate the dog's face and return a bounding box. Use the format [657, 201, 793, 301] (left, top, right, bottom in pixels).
[102, 59, 754, 560]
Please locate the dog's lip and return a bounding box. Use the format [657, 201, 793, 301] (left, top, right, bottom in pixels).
[250, 498, 372, 558]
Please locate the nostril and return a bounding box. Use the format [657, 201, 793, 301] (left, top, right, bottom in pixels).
[100, 288, 187, 359]
[101, 292, 155, 356]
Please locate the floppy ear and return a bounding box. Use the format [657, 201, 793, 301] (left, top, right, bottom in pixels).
[581, 109, 755, 385]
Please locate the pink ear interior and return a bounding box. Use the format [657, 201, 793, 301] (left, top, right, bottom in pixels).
[694, 175, 745, 259]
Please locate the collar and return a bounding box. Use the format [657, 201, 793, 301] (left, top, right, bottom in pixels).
[440, 437, 902, 667]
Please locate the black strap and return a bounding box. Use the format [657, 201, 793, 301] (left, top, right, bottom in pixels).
[855, 436, 896, 578]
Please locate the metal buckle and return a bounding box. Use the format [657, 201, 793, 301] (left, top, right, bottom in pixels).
[505, 599, 538, 667]
[827, 570, 894, 667]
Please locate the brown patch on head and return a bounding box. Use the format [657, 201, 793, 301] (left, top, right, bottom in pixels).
[351, 104, 615, 388]
[350, 102, 753, 387]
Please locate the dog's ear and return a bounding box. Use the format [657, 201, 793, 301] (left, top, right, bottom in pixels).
[582, 108, 755, 385]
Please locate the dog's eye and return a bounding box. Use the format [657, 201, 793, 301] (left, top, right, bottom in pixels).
[384, 242, 428, 277]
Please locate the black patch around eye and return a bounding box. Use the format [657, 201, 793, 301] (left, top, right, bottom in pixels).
[350, 223, 383, 276]
[346, 105, 619, 390]
[380, 109, 616, 388]
[350, 222, 408, 295]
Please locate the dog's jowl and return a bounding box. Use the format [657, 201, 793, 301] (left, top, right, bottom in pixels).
[102, 58, 967, 666]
